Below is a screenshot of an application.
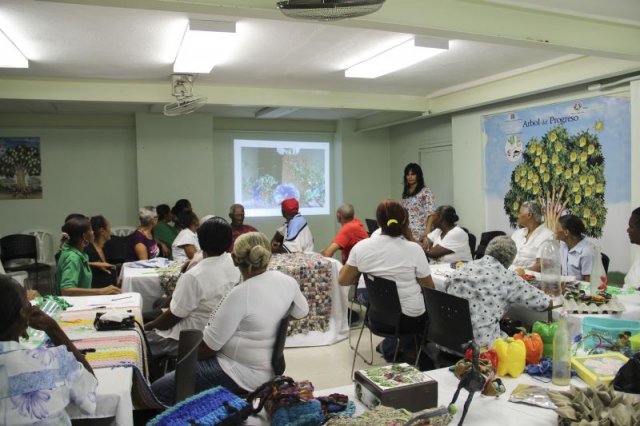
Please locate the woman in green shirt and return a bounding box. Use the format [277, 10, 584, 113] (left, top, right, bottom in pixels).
[153, 204, 178, 258]
[56, 217, 121, 296]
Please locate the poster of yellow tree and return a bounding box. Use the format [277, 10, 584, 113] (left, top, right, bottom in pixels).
[0, 137, 42, 199]
[483, 95, 630, 272]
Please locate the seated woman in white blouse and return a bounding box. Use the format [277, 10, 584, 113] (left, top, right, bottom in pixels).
[339, 199, 434, 362]
[151, 232, 309, 405]
[423, 205, 472, 263]
[171, 210, 200, 264]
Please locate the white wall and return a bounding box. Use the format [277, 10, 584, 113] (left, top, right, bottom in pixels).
[0, 125, 137, 238]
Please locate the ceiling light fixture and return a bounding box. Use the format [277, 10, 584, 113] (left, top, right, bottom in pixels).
[345, 36, 449, 79]
[255, 107, 300, 119]
[0, 29, 28, 68]
[173, 20, 236, 74]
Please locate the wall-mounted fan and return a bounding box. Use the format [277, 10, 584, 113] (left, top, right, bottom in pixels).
[163, 74, 207, 116]
[277, 0, 385, 21]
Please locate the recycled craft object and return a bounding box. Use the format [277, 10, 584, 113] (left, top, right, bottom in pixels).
[324, 405, 453, 426]
[548, 384, 640, 425]
[573, 331, 634, 357]
[450, 342, 505, 426]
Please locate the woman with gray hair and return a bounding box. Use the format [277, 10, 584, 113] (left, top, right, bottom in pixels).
[511, 201, 554, 271]
[151, 232, 309, 405]
[127, 206, 160, 261]
[445, 236, 551, 347]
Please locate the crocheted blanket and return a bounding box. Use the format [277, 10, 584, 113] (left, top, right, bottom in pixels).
[269, 253, 333, 335]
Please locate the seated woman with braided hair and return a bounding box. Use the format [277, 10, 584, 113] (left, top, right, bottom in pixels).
[0, 275, 97, 424]
[338, 199, 434, 362]
[151, 232, 309, 405]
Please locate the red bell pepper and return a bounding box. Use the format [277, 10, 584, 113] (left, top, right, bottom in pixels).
[513, 328, 544, 365]
[464, 345, 498, 369]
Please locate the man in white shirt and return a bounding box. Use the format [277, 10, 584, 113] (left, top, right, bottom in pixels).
[511, 201, 554, 271]
[271, 198, 314, 253]
[145, 217, 241, 360]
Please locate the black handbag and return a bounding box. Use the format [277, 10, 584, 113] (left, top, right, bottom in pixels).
[612, 351, 640, 394]
[93, 311, 135, 331]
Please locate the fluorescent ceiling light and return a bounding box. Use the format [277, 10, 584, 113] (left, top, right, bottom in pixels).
[255, 107, 299, 119]
[345, 36, 448, 79]
[173, 20, 236, 74]
[0, 29, 28, 68]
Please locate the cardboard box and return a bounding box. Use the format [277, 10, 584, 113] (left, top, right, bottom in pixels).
[354, 363, 438, 412]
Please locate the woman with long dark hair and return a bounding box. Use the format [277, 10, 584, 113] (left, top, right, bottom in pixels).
[401, 163, 435, 245]
[85, 215, 117, 288]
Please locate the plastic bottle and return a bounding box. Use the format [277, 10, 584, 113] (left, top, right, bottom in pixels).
[589, 245, 606, 296]
[552, 312, 571, 386]
[540, 239, 562, 298]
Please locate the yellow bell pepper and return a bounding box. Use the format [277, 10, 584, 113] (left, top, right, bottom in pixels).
[493, 337, 526, 378]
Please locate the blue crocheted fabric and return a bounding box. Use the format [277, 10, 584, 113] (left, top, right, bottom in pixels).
[271, 399, 324, 426]
[148, 386, 250, 426]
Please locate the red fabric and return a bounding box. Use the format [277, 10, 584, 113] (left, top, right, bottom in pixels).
[333, 218, 368, 264]
[228, 224, 259, 252]
[281, 198, 299, 215]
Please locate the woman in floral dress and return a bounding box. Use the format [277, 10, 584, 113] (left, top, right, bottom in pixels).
[401, 163, 435, 246]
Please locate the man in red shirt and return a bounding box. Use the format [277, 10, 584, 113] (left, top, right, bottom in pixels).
[321, 204, 368, 265]
[228, 204, 258, 252]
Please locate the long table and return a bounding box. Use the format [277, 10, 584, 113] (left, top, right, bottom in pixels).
[57, 293, 145, 426]
[121, 253, 350, 347]
[248, 366, 587, 425]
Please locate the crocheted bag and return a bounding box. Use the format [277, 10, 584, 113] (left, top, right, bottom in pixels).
[246, 376, 323, 426]
[148, 386, 250, 426]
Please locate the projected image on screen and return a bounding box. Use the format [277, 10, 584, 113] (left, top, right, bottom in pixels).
[234, 140, 330, 217]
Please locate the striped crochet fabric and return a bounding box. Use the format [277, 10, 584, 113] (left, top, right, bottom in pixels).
[268, 253, 333, 335]
[56, 305, 148, 374]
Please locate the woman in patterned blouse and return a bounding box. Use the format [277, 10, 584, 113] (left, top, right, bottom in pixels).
[400, 163, 435, 246]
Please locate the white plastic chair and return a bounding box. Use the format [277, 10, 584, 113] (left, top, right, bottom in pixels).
[111, 226, 136, 237]
[0, 260, 29, 287]
[22, 229, 56, 266]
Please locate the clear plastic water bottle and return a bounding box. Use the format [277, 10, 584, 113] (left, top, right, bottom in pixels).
[540, 239, 562, 298]
[589, 245, 606, 296]
[552, 312, 571, 386]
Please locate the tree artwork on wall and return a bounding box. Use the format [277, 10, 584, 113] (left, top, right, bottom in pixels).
[503, 125, 606, 237]
[0, 137, 43, 200]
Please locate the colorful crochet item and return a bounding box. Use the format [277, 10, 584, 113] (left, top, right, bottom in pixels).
[325, 405, 453, 426]
[271, 399, 324, 426]
[148, 386, 250, 426]
[247, 376, 354, 424]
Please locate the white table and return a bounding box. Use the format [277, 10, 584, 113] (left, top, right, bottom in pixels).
[60, 293, 143, 426]
[121, 264, 167, 314]
[247, 366, 586, 425]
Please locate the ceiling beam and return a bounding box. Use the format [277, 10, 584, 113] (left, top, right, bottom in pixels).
[38, 0, 640, 60]
[0, 77, 428, 112]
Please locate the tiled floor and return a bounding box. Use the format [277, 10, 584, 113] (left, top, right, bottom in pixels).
[283, 319, 388, 390]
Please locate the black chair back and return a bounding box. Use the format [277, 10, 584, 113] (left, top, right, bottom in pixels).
[363, 274, 402, 330]
[174, 329, 203, 404]
[423, 287, 474, 355]
[601, 252, 610, 274]
[474, 230, 507, 259]
[461, 227, 476, 259]
[365, 219, 379, 236]
[272, 316, 290, 375]
[0, 234, 38, 264]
